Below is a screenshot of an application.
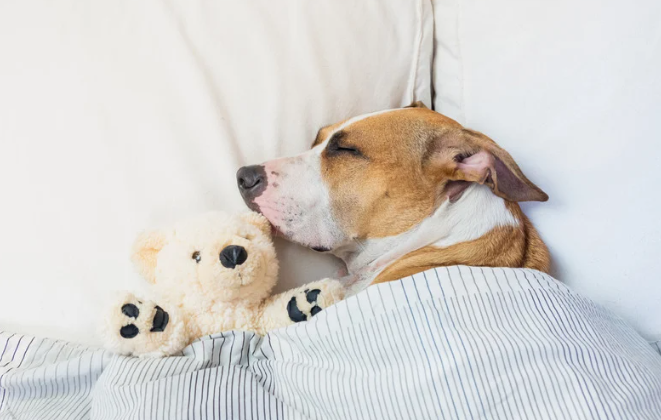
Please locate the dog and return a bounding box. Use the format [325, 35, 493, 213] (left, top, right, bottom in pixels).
[237, 102, 549, 294]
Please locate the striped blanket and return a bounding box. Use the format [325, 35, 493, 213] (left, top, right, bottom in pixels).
[2, 266, 661, 420]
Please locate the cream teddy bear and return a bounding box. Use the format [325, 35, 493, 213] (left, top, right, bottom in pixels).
[101, 211, 344, 357]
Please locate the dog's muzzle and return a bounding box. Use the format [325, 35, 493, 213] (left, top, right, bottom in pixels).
[237, 165, 266, 209]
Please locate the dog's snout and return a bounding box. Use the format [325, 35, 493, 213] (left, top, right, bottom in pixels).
[237, 165, 266, 197]
[237, 166, 261, 189]
[220, 245, 248, 269]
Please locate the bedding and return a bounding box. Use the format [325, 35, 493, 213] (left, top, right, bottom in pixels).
[2, 267, 660, 420]
[0, 0, 433, 345]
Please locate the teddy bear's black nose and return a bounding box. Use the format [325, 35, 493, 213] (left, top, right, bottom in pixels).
[220, 245, 248, 269]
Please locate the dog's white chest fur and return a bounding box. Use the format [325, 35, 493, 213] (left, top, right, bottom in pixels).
[340, 184, 519, 294]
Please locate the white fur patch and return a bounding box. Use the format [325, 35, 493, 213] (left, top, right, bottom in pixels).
[258, 150, 343, 249]
[260, 108, 407, 249]
[343, 184, 519, 294]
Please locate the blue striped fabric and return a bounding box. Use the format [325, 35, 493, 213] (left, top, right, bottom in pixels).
[2, 266, 661, 419]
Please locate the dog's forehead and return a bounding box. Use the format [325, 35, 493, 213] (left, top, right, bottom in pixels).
[313, 107, 462, 153]
[312, 109, 404, 149]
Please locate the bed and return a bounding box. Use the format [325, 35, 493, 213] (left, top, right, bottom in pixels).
[1, 0, 661, 418]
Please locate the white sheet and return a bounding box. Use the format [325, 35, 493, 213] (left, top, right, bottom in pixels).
[0, 0, 433, 345]
[431, 0, 661, 340]
[2, 267, 660, 419]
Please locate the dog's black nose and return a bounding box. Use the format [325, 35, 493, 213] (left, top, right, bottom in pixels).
[220, 245, 248, 269]
[237, 165, 266, 198]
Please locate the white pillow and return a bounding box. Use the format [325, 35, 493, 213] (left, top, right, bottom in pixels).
[431, 0, 661, 339]
[0, 0, 433, 345]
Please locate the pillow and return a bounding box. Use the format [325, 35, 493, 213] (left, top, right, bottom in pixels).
[0, 0, 433, 345]
[431, 0, 661, 339]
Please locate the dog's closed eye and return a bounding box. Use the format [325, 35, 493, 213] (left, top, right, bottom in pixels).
[326, 131, 364, 158]
[332, 144, 359, 154]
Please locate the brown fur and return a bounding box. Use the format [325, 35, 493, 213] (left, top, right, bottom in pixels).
[320, 110, 464, 239]
[316, 104, 550, 283]
[372, 205, 550, 285]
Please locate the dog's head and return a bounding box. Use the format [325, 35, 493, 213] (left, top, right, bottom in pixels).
[237, 103, 547, 253]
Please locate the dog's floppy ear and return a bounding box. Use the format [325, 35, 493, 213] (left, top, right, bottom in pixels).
[239, 211, 271, 236]
[131, 229, 167, 283]
[430, 128, 548, 203]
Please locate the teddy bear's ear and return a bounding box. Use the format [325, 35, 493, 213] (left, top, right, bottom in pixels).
[240, 212, 271, 236]
[131, 229, 167, 283]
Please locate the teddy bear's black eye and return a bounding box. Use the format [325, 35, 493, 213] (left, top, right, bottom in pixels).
[192, 251, 201, 263]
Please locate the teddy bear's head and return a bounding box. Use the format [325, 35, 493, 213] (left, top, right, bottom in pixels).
[131, 211, 278, 306]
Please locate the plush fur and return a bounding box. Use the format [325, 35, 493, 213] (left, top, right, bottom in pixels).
[101, 211, 344, 357]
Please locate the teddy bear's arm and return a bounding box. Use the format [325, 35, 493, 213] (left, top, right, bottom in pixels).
[257, 279, 345, 334]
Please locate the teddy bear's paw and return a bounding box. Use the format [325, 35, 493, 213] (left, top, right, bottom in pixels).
[101, 293, 188, 357]
[119, 301, 169, 337]
[286, 279, 345, 323]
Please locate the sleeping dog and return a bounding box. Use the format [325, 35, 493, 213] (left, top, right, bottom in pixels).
[237, 102, 549, 294]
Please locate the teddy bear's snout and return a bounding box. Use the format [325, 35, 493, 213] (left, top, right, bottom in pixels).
[220, 245, 248, 269]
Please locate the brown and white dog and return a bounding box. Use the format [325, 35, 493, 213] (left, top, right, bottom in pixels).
[237, 102, 550, 294]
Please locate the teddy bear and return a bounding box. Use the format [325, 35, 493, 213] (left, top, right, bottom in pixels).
[101, 211, 345, 357]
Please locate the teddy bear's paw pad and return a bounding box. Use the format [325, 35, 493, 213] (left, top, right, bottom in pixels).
[117, 300, 170, 339]
[121, 303, 140, 319]
[150, 306, 169, 332]
[120, 324, 139, 339]
[306, 289, 321, 303]
[287, 289, 324, 323]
